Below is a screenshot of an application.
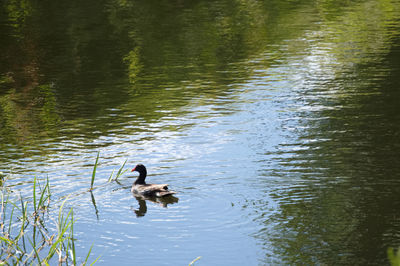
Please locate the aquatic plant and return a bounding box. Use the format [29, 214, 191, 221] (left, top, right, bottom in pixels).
[0, 154, 129, 264]
[0, 175, 97, 265]
[90, 151, 100, 191]
[108, 159, 128, 183]
[189, 256, 201, 265]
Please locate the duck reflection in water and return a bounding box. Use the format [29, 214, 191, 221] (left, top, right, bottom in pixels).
[133, 194, 179, 217]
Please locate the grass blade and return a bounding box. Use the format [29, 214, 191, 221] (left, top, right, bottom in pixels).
[17, 195, 27, 240]
[8, 204, 15, 236]
[71, 209, 76, 266]
[90, 255, 101, 265]
[90, 152, 100, 190]
[38, 178, 49, 210]
[189, 256, 201, 265]
[28, 237, 42, 265]
[33, 176, 37, 214]
[83, 244, 94, 265]
[107, 169, 115, 183]
[114, 159, 128, 181]
[0, 235, 14, 245]
[47, 175, 51, 202]
[2, 190, 9, 227]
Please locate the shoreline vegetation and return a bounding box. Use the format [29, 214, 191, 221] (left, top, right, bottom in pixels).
[0, 152, 128, 265]
[0, 151, 121, 265]
[0, 174, 99, 265]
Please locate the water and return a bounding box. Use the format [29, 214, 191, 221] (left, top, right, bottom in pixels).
[1, 0, 400, 264]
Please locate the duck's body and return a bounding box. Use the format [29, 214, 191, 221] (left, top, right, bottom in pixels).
[132, 183, 175, 197]
[131, 164, 176, 197]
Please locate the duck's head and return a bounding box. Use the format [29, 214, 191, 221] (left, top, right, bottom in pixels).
[132, 164, 147, 184]
[132, 164, 147, 175]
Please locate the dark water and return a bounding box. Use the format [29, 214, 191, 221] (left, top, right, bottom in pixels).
[1, 0, 400, 264]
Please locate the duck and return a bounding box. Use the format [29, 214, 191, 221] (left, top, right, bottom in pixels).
[131, 164, 176, 197]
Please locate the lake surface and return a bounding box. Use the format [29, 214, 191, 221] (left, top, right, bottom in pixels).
[1, 0, 400, 264]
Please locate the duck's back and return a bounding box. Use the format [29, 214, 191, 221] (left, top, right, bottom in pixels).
[132, 183, 176, 197]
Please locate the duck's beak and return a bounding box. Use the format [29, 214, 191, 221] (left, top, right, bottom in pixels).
[131, 167, 136, 172]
